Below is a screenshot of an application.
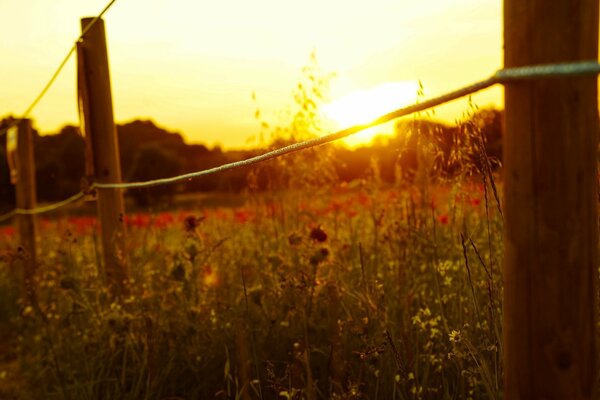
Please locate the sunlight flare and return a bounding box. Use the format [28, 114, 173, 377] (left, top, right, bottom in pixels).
[322, 81, 420, 147]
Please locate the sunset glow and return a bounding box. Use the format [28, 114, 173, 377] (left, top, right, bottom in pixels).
[322, 81, 420, 147]
[0, 0, 503, 148]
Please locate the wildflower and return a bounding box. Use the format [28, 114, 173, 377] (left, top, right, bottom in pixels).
[411, 314, 422, 326]
[325, 199, 343, 214]
[449, 330, 461, 343]
[345, 208, 359, 218]
[21, 306, 33, 317]
[0, 226, 15, 237]
[437, 214, 449, 225]
[129, 213, 151, 228]
[213, 208, 229, 221]
[155, 212, 175, 228]
[69, 216, 96, 234]
[309, 226, 327, 242]
[356, 191, 371, 206]
[411, 385, 423, 395]
[387, 190, 399, 202]
[469, 197, 481, 207]
[234, 209, 253, 224]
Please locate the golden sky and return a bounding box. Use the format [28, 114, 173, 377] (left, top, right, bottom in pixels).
[1, 0, 503, 148]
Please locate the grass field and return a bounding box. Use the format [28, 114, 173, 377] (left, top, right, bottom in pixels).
[0, 174, 504, 399]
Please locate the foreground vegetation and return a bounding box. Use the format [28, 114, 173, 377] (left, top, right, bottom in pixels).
[0, 55, 506, 399]
[0, 171, 504, 399]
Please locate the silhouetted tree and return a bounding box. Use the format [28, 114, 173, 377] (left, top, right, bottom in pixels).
[0, 107, 504, 210]
[127, 144, 182, 207]
[35, 125, 85, 201]
[0, 118, 16, 211]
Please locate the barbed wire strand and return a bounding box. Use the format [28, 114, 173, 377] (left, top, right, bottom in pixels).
[0, 0, 118, 137]
[0, 60, 598, 222]
[93, 60, 600, 190]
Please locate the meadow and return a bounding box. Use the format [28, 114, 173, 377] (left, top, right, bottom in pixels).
[0, 62, 506, 398]
[0, 165, 504, 399]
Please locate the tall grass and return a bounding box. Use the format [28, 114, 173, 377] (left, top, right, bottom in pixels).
[0, 58, 505, 399]
[0, 160, 504, 400]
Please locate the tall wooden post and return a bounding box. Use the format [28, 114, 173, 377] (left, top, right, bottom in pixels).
[78, 17, 128, 297]
[503, 0, 599, 398]
[14, 119, 37, 300]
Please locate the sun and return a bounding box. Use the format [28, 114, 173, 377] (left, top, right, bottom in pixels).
[322, 81, 420, 147]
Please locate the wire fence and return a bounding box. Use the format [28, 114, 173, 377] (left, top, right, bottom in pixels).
[89, 60, 600, 190]
[1, 60, 598, 223]
[0, 0, 118, 138]
[0, 192, 85, 224]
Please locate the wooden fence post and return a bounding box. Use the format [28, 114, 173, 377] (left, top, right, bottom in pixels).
[503, 0, 598, 398]
[78, 17, 128, 297]
[13, 119, 37, 301]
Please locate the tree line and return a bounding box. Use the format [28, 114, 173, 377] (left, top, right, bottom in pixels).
[0, 109, 502, 210]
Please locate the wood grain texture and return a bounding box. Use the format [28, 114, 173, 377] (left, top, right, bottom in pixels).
[79, 17, 128, 297]
[503, 0, 599, 398]
[15, 119, 37, 302]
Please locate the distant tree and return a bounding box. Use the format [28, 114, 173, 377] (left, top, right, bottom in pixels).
[117, 119, 186, 175]
[126, 144, 182, 207]
[0, 117, 16, 210]
[34, 125, 85, 201]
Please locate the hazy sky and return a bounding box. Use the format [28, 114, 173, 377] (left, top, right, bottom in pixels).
[1, 0, 503, 148]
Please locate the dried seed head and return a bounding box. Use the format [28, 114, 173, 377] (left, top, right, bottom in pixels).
[184, 215, 205, 232]
[309, 226, 327, 242]
[309, 247, 330, 266]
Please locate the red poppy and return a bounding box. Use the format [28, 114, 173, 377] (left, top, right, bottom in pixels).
[234, 209, 253, 224]
[68, 216, 96, 234]
[0, 226, 15, 237]
[469, 197, 481, 207]
[356, 192, 371, 207]
[155, 212, 174, 228]
[126, 213, 151, 228]
[387, 190, 399, 202]
[345, 208, 359, 218]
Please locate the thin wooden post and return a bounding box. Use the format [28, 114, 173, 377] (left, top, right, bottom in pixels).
[503, 0, 598, 398]
[78, 17, 128, 297]
[14, 119, 37, 300]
